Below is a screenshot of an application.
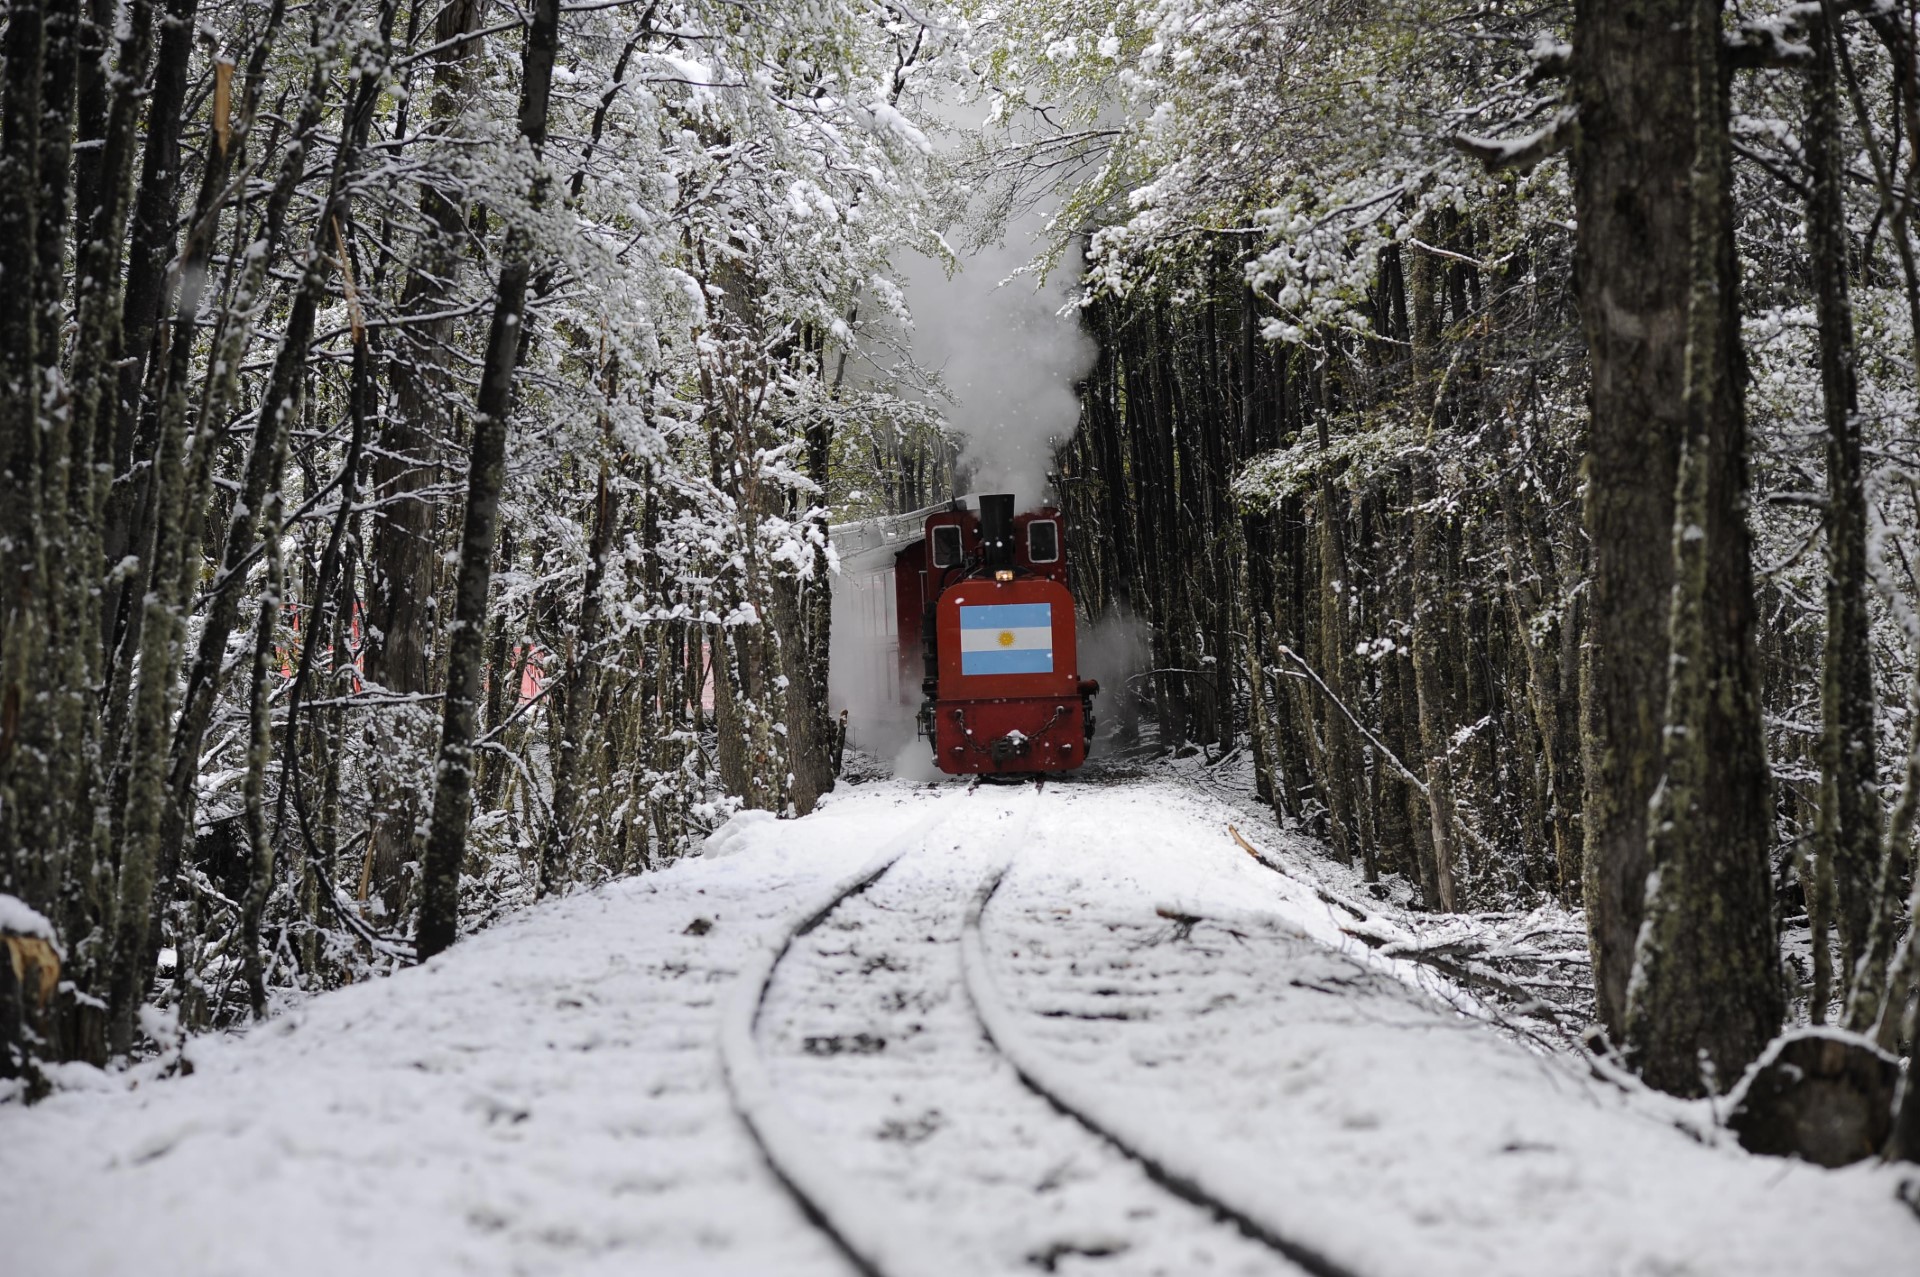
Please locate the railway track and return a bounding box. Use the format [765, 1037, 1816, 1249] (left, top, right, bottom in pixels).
[719, 788, 1359, 1277]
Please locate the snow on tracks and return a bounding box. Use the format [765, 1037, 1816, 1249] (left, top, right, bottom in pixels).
[719, 793, 969, 1277]
[973, 781, 1920, 1277]
[734, 786, 1301, 1276]
[0, 787, 942, 1277]
[8, 775, 1913, 1277]
[961, 860, 1359, 1277]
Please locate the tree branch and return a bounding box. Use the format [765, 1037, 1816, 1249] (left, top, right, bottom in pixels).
[1452, 104, 1578, 174]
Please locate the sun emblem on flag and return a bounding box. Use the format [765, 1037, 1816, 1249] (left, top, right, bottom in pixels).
[997, 630, 1015, 647]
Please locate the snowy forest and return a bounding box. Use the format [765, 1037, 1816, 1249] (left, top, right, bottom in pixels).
[3, 0, 1920, 1271]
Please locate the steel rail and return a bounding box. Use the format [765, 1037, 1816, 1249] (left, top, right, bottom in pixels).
[959, 858, 1365, 1277]
[717, 802, 963, 1277]
[724, 786, 1352, 1277]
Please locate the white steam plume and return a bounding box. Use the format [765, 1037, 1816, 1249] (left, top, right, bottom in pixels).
[899, 222, 1095, 510]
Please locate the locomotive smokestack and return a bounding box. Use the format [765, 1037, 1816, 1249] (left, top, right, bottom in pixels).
[979, 494, 1015, 569]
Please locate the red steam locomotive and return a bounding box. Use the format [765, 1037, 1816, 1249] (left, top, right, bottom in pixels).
[890, 494, 1098, 776]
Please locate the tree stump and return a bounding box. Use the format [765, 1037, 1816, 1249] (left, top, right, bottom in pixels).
[1726, 1027, 1901, 1167]
[2, 911, 62, 1092]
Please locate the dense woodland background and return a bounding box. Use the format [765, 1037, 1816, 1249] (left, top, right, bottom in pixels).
[0, 0, 1915, 1152]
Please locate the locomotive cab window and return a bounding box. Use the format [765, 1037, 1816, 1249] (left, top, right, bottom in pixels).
[931, 524, 963, 568]
[1027, 519, 1060, 564]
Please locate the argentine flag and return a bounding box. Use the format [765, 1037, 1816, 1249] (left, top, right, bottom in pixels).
[959, 602, 1054, 675]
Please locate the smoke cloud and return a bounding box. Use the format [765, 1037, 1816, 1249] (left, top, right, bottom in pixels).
[898, 221, 1095, 511]
[1076, 601, 1155, 745]
[826, 122, 1100, 779]
[826, 566, 926, 773]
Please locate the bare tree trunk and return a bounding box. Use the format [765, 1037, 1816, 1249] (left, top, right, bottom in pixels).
[100, 0, 201, 671]
[134, 0, 387, 1052]
[476, 529, 516, 813]
[1571, 0, 1695, 1037]
[14, 0, 89, 1003]
[417, 0, 560, 960]
[542, 451, 619, 895]
[58, 0, 155, 851]
[1799, 9, 1884, 1026]
[1498, 472, 1581, 905]
[1823, 1, 1920, 1042]
[363, 0, 489, 909]
[1313, 414, 1359, 869]
[1408, 238, 1459, 911]
[1879, 692, 1920, 1156]
[798, 379, 841, 808]
[1864, 659, 1920, 1053]
[0, 0, 51, 910]
[1622, 0, 1781, 1097]
[239, 489, 284, 1018]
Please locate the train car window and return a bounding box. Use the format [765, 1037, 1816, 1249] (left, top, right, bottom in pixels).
[930, 524, 963, 568]
[1027, 519, 1060, 563]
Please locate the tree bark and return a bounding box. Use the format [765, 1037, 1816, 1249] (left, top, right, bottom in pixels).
[363, 0, 489, 908]
[1570, 0, 1696, 1037]
[1621, 0, 1782, 1097]
[132, 0, 385, 1051]
[100, 0, 200, 672]
[1312, 408, 1360, 868]
[1498, 470, 1581, 905]
[55, 0, 153, 964]
[417, 0, 560, 960]
[0, 0, 50, 910]
[1802, 11, 1882, 1024]
[1408, 238, 1459, 910]
[542, 451, 619, 895]
[239, 488, 284, 1019]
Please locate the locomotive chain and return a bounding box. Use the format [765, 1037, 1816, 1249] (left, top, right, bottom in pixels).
[720, 788, 1363, 1277]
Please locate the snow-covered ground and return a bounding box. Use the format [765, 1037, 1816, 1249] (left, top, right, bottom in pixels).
[3, 770, 1916, 1276]
[753, 789, 1289, 1274]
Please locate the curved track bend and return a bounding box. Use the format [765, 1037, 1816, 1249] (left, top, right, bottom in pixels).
[963, 861, 1362, 1277]
[721, 787, 1356, 1277]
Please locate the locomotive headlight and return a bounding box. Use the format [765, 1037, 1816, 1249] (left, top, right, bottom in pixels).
[994, 569, 1014, 583]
